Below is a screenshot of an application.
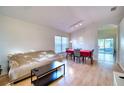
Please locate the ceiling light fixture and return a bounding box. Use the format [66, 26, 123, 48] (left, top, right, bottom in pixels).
[79, 23, 82, 26]
[70, 20, 83, 30]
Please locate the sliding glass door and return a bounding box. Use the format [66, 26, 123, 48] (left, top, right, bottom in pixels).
[98, 38, 114, 54]
[55, 36, 68, 53]
[55, 36, 62, 53]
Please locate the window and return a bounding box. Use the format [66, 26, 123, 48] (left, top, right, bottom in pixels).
[55, 36, 68, 53]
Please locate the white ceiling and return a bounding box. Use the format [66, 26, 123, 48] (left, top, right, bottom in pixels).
[0, 6, 124, 33]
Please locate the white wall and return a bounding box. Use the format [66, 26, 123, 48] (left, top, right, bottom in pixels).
[119, 17, 124, 71]
[98, 26, 117, 51]
[70, 15, 122, 60]
[0, 15, 69, 75]
[71, 24, 98, 59]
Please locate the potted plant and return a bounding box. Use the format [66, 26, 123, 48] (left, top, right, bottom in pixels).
[0, 65, 2, 75]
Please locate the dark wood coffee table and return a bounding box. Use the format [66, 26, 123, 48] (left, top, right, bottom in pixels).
[31, 61, 65, 86]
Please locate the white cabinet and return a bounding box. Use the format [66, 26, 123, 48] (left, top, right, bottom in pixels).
[113, 71, 124, 86]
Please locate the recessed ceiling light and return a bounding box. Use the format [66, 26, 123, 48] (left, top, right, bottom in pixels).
[79, 23, 82, 26]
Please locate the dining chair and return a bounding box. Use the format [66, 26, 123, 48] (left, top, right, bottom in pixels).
[73, 49, 81, 62]
[66, 48, 73, 59]
[87, 49, 94, 64]
[82, 49, 94, 64]
[90, 49, 94, 64]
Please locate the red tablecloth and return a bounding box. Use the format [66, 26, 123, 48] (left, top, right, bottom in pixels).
[66, 49, 74, 54]
[66, 49, 92, 57]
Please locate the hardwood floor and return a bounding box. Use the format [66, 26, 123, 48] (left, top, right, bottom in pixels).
[0, 57, 123, 86]
[49, 59, 122, 86]
[0, 75, 10, 86]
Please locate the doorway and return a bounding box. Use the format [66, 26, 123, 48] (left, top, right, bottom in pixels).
[98, 38, 115, 63]
[97, 24, 117, 63]
[98, 38, 114, 54]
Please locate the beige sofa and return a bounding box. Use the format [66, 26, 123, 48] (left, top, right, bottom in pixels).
[8, 50, 64, 83]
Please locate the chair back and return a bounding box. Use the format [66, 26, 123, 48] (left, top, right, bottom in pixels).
[91, 49, 94, 56]
[66, 48, 69, 51]
[74, 49, 80, 57]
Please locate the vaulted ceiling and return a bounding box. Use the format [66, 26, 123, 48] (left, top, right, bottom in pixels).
[0, 6, 124, 33]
